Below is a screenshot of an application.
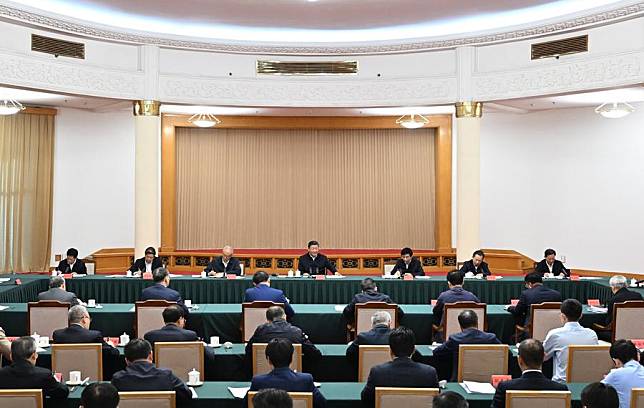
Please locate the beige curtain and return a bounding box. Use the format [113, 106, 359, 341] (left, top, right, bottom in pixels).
[0, 112, 54, 272]
[176, 128, 435, 249]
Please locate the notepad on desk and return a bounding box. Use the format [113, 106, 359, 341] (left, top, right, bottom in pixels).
[0, 278, 10, 283]
[228, 387, 250, 399]
[460, 381, 496, 394]
[334, 305, 346, 312]
[0, 306, 9, 311]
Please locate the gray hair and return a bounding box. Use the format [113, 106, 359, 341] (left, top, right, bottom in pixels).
[69, 305, 88, 324]
[49, 275, 65, 288]
[609, 275, 627, 289]
[11, 336, 36, 361]
[371, 311, 392, 327]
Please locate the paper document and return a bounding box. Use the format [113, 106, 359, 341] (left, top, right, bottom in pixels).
[334, 305, 346, 312]
[579, 277, 602, 280]
[588, 306, 608, 313]
[0, 306, 9, 311]
[0, 278, 10, 283]
[128, 306, 135, 312]
[189, 387, 198, 399]
[314, 382, 321, 388]
[228, 387, 250, 399]
[460, 381, 496, 394]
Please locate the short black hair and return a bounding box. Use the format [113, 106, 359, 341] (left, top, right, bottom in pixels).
[265, 338, 294, 368]
[400, 247, 413, 257]
[266, 305, 286, 321]
[580, 382, 619, 408]
[518, 339, 544, 369]
[472, 250, 485, 258]
[66, 248, 79, 258]
[447, 270, 464, 286]
[124, 338, 151, 362]
[609, 339, 638, 363]
[544, 248, 556, 257]
[252, 389, 293, 408]
[361, 277, 376, 291]
[253, 271, 270, 285]
[433, 391, 469, 408]
[458, 310, 478, 329]
[11, 336, 36, 361]
[50, 275, 65, 288]
[560, 299, 582, 321]
[144, 247, 156, 256]
[80, 383, 120, 408]
[389, 326, 415, 358]
[152, 267, 168, 283]
[307, 241, 319, 248]
[524, 272, 543, 284]
[162, 305, 184, 323]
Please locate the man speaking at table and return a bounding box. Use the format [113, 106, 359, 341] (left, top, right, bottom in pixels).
[204, 245, 241, 276]
[140, 268, 189, 316]
[297, 241, 338, 276]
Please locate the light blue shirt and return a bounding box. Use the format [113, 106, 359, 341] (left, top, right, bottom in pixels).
[543, 321, 598, 383]
[602, 360, 644, 408]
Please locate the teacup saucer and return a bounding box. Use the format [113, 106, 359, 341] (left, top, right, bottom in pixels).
[187, 381, 204, 387]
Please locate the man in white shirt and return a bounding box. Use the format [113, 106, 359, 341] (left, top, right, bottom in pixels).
[602, 339, 644, 408]
[543, 298, 598, 383]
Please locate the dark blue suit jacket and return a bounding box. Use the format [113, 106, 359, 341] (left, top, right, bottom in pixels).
[459, 259, 491, 276]
[345, 324, 391, 364]
[508, 284, 561, 323]
[204, 256, 242, 275]
[140, 283, 189, 316]
[534, 259, 569, 277]
[249, 367, 327, 408]
[491, 370, 568, 408]
[433, 287, 480, 325]
[244, 284, 295, 318]
[53, 324, 119, 357]
[342, 290, 403, 323]
[433, 328, 501, 380]
[143, 324, 198, 346]
[111, 361, 192, 407]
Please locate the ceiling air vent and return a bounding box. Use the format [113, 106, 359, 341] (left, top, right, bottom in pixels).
[257, 60, 358, 75]
[531, 35, 588, 60]
[31, 34, 85, 59]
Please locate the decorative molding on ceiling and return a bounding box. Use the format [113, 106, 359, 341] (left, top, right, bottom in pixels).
[0, 2, 643, 55]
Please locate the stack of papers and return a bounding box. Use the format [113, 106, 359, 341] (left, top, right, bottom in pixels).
[588, 306, 608, 313]
[0, 278, 11, 283]
[460, 381, 496, 394]
[228, 387, 250, 399]
[334, 305, 346, 312]
[579, 277, 602, 280]
[0, 306, 9, 311]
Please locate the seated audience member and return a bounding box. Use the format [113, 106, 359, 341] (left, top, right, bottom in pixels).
[38, 275, 81, 306]
[604, 275, 643, 327]
[248, 338, 326, 408]
[342, 277, 403, 325]
[204, 245, 242, 276]
[0, 326, 11, 362]
[534, 249, 569, 277]
[79, 383, 120, 408]
[458, 250, 491, 277]
[56, 247, 87, 274]
[245, 271, 295, 318]
[140, 267, 189, 316]
[129, 246, 162, 274]
[246, 306, 321, 364]
[144, 305, 198, 346]
[581, 382, 619, 408]
[433, 309, 501, 380]
[111, 338, 191, 407]
[0, 336, 69, 399]
[432, 270, 480, 330]
[602, 340, 644, 408]
[433, 391, 469, 408]
[297, 241, 338, 276]
[346, 311, 393, 365]
[507, 272, 561, 325]
[253, 388, 293, 408]
[391, 247, 425, 277]
[360, 327, 438, 408]
[491, 339, 568, 408]
[543, 299, 598, 383]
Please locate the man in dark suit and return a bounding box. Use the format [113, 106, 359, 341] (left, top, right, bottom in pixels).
[508, 272, 562, 325]
[245, 271, 295, 318]
[0, 336, 69, 399]
[80, 383, 120, 408]
[534, 248, 569, 277]
[129, 246, 163, 275]
[111, 338, 191, 408]
[343, 277, 403, 324]
[605, 275, 643, 325]
[248, 338, 326, 408]
[433, 270, 480, 327]
[140, 267, 189, 316]
[459, 249, 491, 277]
[297, 240, 338, 276]
[55, 247, 87, 274]
[361, 327, 438, 408]
[204, 245, 242, 276]
[433, 309, 501, 380]
[391, 247, 425, 277]
[491, 339, 568, 408]
[38, 276, 80, 306]
[346, 310, 393, 365]
[144, 305, 198, 346]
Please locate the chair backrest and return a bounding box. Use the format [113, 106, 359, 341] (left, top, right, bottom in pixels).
[566, 345, 612, 383]
[631, 388, 644, 408]
[27, 301, 70, 338]
[359, 345, 391, 382]
[375, 387, 439, 408]
[135, 300, 175, 337]
[355, 303, 399, 335]
[383, 264, 395, 276]
[0, 390, 43, 408]
[154, 341, 204, 382]
[247, 391, 312, 408]
[457, 344, 509, 382]
[242, 302, 284, 342]
[506, 391, 571, 408]
[529, 303, 563, 341]
[118, 391, 176, 408]
[613, 301, 644, 342]
[252, 343, 302, 376]
[52, 343, 102, 382]
[443, 302, 487, 339]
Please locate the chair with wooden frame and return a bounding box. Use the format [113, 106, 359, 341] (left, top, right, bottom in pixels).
[358, 345, 391, 382]
[242, 301, 284, 342]
[247, 391, 312, 408]
[631, 388, 644, 408]
[349, 302, 399, 341]
[505, 390, 571, 408]
[135, 300, 175, 338]
[457, 344, 509, 382]
[52, 343, 103, 382]
[566, 345, 613, 383]
[118, 391, 176, 408]
[432, 302, 487, 341]
[154, 341, 204, 382]
[375, 387, 439, 408]
[0, 390, 43, 408]
[252, 343, 302, 376]
[514, 302, 562, 342]
[612, 301, 644, 342]
[27, 301, 70, 338]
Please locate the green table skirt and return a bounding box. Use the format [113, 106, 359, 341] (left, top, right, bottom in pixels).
[0, 275, 49, 303]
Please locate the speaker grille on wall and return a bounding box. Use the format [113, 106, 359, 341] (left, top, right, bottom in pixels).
[257, 60, 358, 75]
[31, 34, 85, 59]
[531, 35, 588, 60]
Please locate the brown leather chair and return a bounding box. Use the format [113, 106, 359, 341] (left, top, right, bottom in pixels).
[135, 300, 175, 338]
[118, 391, 176, 408]
[457, 344, 509, 382]
[375, 387, 439, 408]
[358, 345, 391, 382]
[0, 390, 42, 408]
[252, 343, 302, 376]
[27, 301, 70, 338]
[242, 301, 284, 342]
[505, 390, 571, 408]
[154, 341, 204, 382]
[52, 343, 103, 381]
[566, 345, 612, 382]
[433, 302, 487, 341]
